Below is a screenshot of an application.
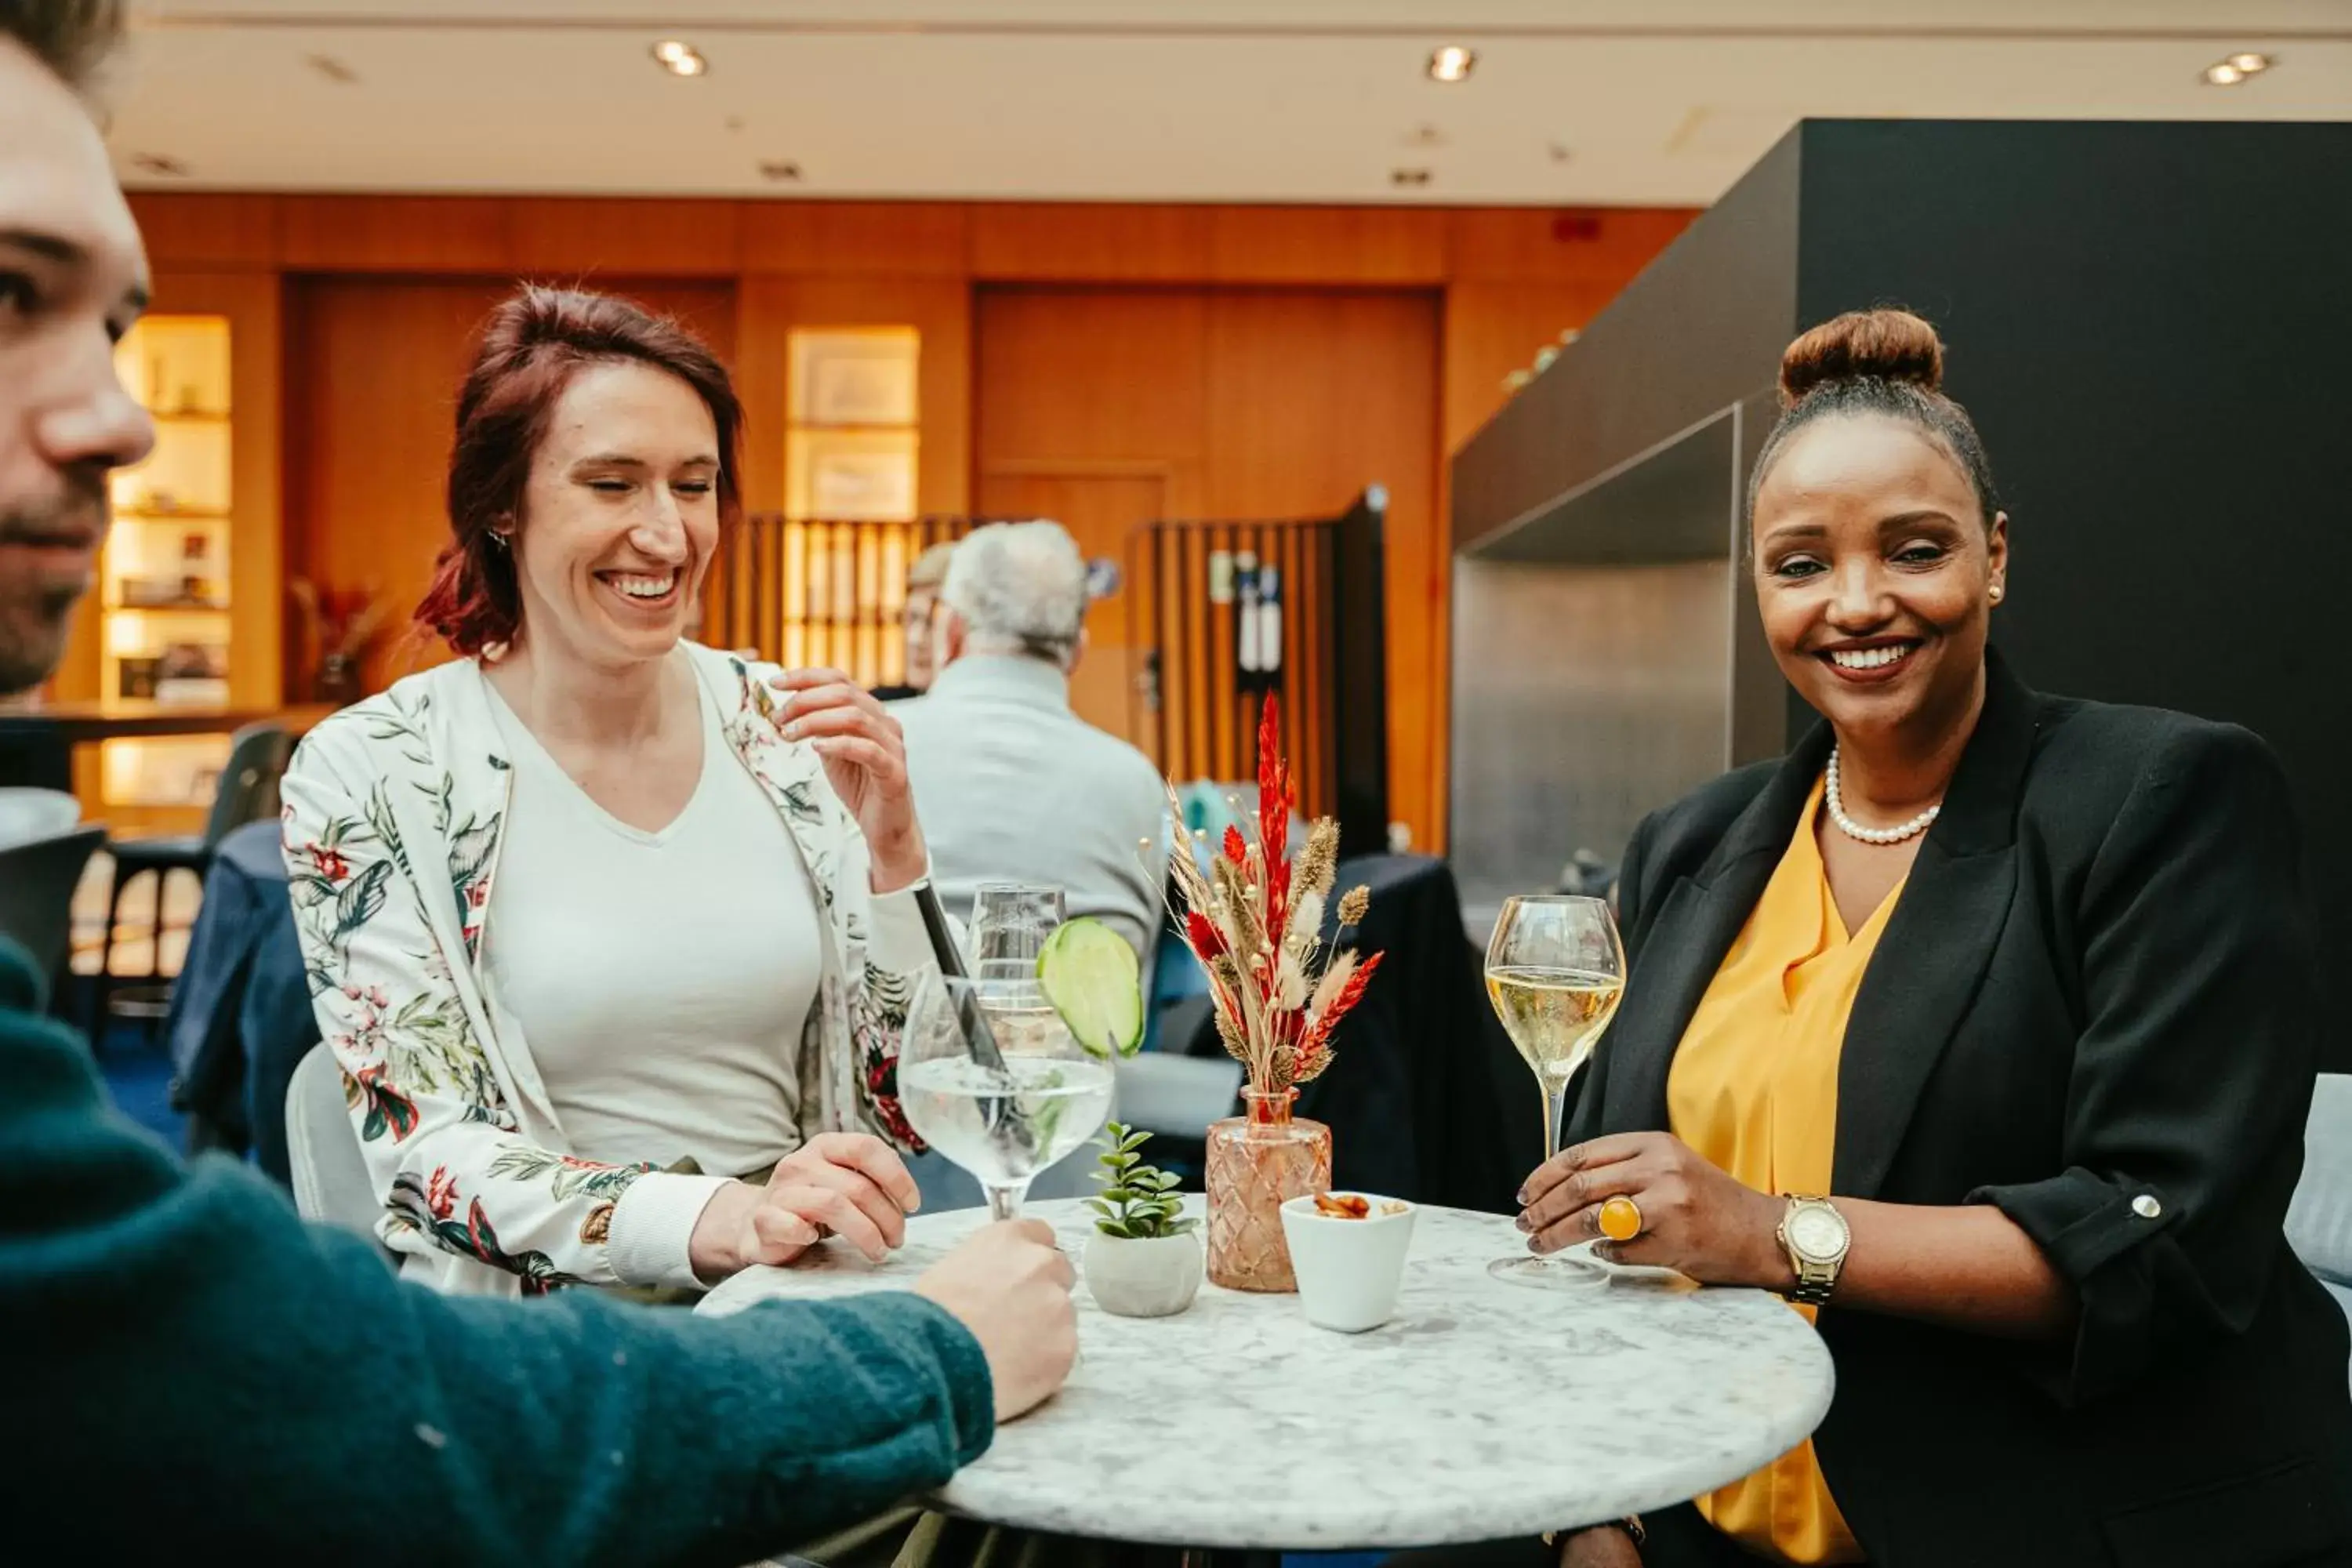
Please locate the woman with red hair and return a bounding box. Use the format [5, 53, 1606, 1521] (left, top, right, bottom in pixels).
[281, 286, 939, 1300]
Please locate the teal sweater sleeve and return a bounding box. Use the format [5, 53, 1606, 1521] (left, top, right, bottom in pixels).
[0, 939, 994, 1566]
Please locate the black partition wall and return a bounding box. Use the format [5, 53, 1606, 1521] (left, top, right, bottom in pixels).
[1450, 120, 2352, 1062]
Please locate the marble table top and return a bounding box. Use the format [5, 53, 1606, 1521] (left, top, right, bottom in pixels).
[699, 1196, 1835, 1552]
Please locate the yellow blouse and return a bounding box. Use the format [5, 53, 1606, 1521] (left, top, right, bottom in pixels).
[1664, 775, 1903, 1566]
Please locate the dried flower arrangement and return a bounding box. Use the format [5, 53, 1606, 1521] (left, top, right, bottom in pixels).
[287, 575, 393, 681]
[1163, 693, 1383, 1097]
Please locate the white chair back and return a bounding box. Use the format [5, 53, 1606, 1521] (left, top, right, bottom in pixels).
[286, 1042, 384, 1243]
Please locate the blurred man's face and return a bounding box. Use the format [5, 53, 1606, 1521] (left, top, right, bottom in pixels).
[902, 586, 939, 690]
[0, 40, 154, 696]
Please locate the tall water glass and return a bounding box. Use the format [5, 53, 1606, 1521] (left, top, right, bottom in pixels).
[969, 882, 1065, 982]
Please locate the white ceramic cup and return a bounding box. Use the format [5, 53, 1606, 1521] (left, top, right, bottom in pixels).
[1279, 1192, 1417, 1332]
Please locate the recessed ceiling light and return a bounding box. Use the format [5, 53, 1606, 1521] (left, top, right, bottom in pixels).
[652, 40, 707, 77]
[1428, 45, 1475, 84]
[759, 160, 803, 183]
[305, 53, 358, 85]
[130, 153, 189, 177]
[1391, 167, 1432, 187]
[2201, 51, 2273, 85]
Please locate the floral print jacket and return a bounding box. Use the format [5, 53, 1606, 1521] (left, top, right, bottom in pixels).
[280, 643, 931, 1298]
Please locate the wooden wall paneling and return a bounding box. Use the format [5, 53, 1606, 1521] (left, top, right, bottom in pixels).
[1441, 282, 1631, 455]
[971, 205, 1214, 282]
[1208, 207, 1446, 285]
[278, 196, 512, 272]
[1156, 523, 1187, 779]
[288, 277, 504, 690]
[1181, 526, 1210, 779]
[1207, 521, 1238, 782]
[620, 279, 740, 359]
[1203, 288, 1441, 848]
[731, 275, 795, 517]
[739, 201, 968, 277]
[975, 285, 1213, 750]
[507, 198, 742, 278]
[974, 287, 1209, 477]
[1280, 520, 1323, 818]
[1445, 206, 1699, 285]
[1123, 517, 1160, 766]
[125, 194, 281, 270]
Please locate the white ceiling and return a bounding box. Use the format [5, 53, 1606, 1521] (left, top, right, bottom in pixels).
[107, 1, 2352, 205]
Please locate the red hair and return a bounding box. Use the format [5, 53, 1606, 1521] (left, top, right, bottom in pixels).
[414, 285, 744, 657]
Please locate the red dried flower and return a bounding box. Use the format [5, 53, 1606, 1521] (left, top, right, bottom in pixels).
[1185, 911, 1229, 960]
[1221, 824, 1247, 865]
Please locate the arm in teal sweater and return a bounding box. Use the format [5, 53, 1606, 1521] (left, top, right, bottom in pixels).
[0, 942, 993, 1566]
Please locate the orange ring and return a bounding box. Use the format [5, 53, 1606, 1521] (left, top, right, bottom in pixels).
[1598, 1195, 1644, 1242]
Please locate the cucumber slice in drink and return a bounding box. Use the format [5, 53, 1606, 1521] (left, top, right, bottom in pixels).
[1036, 917, 1145, 1059]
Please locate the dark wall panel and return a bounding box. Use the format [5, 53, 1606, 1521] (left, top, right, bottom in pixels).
[1790, 121, 2352, 1013]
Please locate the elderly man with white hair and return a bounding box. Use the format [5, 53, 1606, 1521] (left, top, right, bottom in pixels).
[895, 521, 1167, 969]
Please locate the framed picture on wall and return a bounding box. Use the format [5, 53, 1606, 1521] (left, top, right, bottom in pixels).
[809, 448, 916, 520]
[791, 328, 919, 427]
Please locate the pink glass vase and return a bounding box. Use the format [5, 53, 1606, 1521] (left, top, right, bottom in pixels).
[1206, 1087, 1332, 1292]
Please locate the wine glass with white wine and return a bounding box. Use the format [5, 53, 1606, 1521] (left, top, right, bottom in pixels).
[1484, 895, 1627, 1289]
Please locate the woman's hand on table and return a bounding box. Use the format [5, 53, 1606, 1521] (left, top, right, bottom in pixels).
[1517, 1131, 1789, 1289]
[915, 1219, 1080, 1423]
[689, 1133, 921, 1279]
[1557, 1525, 1643, 1567]
[770, 667, 927, 893]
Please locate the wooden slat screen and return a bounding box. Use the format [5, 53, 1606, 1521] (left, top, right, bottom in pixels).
[1128, 509, 1360, 822]
[702, 513, 975, 683]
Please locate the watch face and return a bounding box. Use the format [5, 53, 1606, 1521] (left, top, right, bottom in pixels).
[1788, 1205, 1848, 1260]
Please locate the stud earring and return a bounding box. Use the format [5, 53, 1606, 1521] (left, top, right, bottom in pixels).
[1988, 583, 2005, 602]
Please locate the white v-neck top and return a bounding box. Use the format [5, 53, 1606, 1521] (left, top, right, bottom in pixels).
[480, 670, 825, 1283]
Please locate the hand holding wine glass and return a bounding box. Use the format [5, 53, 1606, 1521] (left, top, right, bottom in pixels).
[1484, 894, 1627, 1289]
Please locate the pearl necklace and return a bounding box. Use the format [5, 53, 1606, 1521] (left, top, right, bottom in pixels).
[1824, 746, 1940, 845]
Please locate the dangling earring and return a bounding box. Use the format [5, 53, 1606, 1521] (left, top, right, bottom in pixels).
[487, 529, 511, 551]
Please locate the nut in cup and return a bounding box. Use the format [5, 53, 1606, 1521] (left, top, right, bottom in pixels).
[1278, 1192, 1417, 1333]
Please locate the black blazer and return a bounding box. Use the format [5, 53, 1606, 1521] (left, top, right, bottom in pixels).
[1567, 652, 2352, 1568]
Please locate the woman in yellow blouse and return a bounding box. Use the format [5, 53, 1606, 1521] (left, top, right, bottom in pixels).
[1517, 310, 2352, 1567]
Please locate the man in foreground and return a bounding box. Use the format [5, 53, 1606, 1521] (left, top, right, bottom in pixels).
[0, 6, 1075, 1560]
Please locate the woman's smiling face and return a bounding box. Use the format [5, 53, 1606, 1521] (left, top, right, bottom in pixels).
[1751, 411, 2008, 743]
[508, 359, 720, 670]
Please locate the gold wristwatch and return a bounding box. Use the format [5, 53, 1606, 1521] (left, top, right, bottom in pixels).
[1777, 1194, 1850, 1307]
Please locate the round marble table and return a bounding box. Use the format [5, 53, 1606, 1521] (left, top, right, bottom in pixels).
[699, 1196, 1835, 1553]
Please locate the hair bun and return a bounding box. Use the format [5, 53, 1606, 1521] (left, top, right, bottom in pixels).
[1777, 309, 1945, 406]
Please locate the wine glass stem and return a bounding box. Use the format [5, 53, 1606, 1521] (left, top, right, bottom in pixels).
[985, 1181, 1028, 1221]
[1541, 1073, 1563, 1163]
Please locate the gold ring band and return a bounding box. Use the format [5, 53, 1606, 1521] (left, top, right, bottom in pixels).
[1598, 1195, 1644, 1242]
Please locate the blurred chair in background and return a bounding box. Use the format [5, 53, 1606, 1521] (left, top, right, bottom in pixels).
[96, 721, 292, 1035]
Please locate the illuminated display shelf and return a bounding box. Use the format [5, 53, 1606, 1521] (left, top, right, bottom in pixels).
[102, 316, 236, 808]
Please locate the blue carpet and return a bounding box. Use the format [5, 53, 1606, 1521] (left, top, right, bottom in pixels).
[89, 1021, 186, 1148]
